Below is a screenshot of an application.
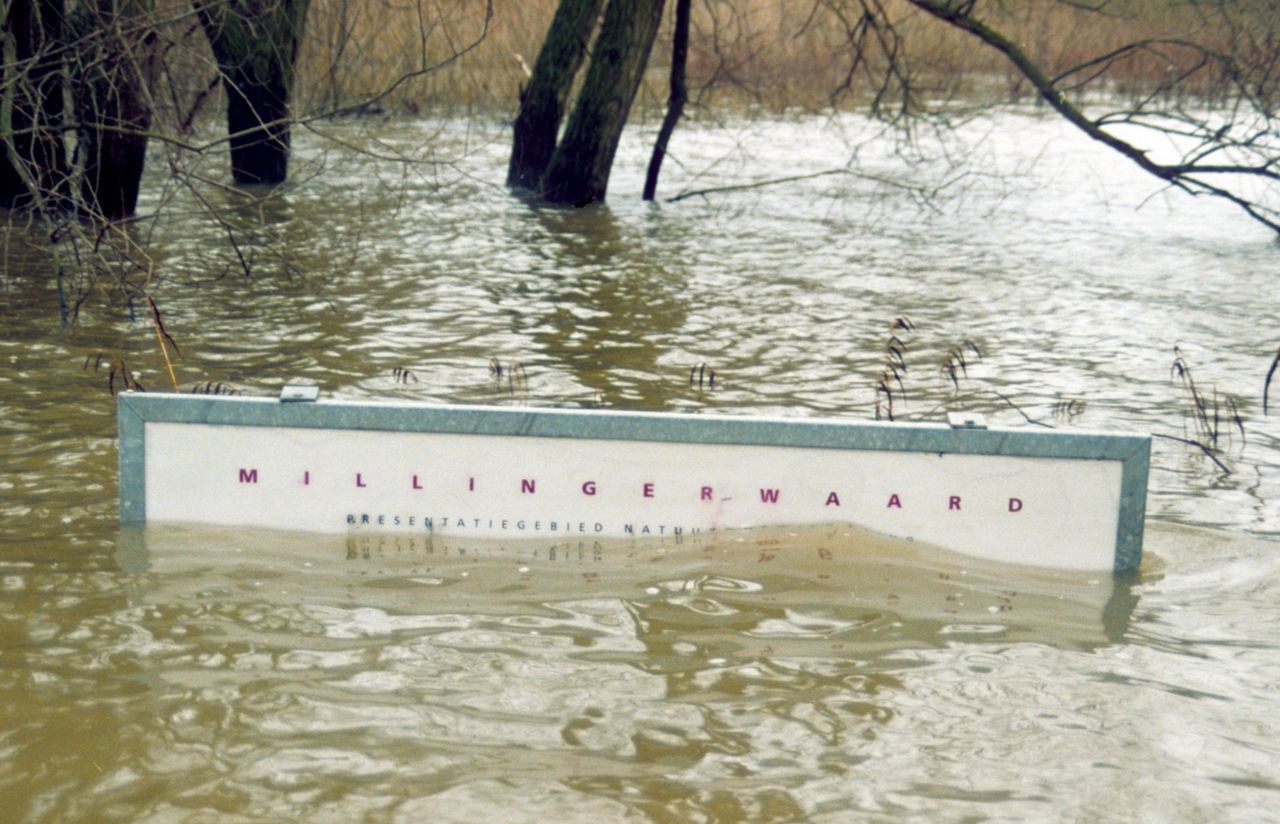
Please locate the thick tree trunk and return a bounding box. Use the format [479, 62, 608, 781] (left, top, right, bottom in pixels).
[0, 0, 68, 210]
[76, 82, 151, 220]
[221, 67, 293, 184]
[197, 0, 309, 185]
[642, 0, 688, 201]
[539, 0, 666, 206]
[506, 0, 605, 191]
[74, 0, 155, 220]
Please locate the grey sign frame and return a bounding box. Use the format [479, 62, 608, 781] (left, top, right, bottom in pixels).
[118, 393, 1151, 571]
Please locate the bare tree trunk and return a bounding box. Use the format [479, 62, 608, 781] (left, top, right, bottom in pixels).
[196, 0, 309, 185]
[74, 0, 156, 220]
[506, 0, 605, 191]
[539, 0, 666, 206]
[0, 0, 68, 210]
[642, 0, 688, 201]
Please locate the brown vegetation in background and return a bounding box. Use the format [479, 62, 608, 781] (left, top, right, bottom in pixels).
[290, 0, 1277, 116]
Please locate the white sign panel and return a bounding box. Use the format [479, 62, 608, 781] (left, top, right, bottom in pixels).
[118, 396, 1150, 571]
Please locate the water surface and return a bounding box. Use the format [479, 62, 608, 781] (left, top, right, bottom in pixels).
[2, 109, 1278, 820]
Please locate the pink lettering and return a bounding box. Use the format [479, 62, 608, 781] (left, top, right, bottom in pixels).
[356, 473, 367, 488]
[1009, 497, 1023, 513]
[825, 491, 840, 507]
[760, 488, 780, 504]
[643, 482, 655, 498]
[239, 468, 258, 484]
[521, 479, 536, 494]
[413, 474, 423, 490]
[468, 477, 475, 492]
[887, 494, 902, 509]
[582, 481, 597, 496]
[700, 486, 712, 501]
[949, 495, 961, 511]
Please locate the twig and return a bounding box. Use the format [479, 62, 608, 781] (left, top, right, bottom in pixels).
[993, 392, 1054, 428]
[1151, 433, 1232, 474]
[1265, 345, 1280, 415]
[146, 295, 180, 391]
[667, 168, 928, 203]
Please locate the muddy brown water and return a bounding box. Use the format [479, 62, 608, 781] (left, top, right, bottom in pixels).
[2, 110, 1278, 820]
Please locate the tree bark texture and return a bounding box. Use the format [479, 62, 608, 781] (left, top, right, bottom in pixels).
[0, 0, 68, 210]
[197, 0, 309, 185]
[74, 0, 156, 219]
[539, 0, 666, 206]
[506, 0, 605, 191]
[642, 0, 688, 201]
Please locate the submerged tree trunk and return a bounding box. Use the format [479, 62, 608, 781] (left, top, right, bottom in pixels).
[197, 0, 309, 185]
[506, 0, 605, 191]
[74, 0, 156, 220]
[539, 0, 666, 206]
[0, 0, 68, 210]
[642, 0, 688, 201]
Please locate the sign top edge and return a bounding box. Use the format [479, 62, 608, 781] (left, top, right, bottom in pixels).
[115, 392, 1152, 446]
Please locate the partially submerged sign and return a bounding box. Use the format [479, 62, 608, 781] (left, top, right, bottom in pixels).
[117, 393, 1150, 571]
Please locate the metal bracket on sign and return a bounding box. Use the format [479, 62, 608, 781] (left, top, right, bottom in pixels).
[280, 383, 320, 403]
[947, 411, 988, 430]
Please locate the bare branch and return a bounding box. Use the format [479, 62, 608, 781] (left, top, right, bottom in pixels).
[904, 0, 1280, 234]
[667, 166, 935, 203]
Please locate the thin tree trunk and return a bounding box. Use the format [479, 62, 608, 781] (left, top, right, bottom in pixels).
[197, 0, 309, 185]
[539, 0, 666, 206]
[76, 70, 152, 220]
[642, 0, 688, 201]
[0, 0, 68, 210]
[506, 0, 605, 191]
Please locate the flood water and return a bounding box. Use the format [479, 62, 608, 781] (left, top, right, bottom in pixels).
[2, 110, 1279, 820]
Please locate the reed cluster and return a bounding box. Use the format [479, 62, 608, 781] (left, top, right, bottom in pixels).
[284, 0, 1273, 117]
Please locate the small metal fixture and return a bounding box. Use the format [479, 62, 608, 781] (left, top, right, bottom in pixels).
[947, 411, 987, 430]
[280, 383, 320, 403]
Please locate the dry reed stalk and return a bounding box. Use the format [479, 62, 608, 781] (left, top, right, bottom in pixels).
[1170, 346, 1244, 450]
[874, 316, 912, 421]
[489, 357, 528, 398]
[1052, 395, 1086, 421]
[392, 366, 419, 384]
[939, 338, 981, 394]
[183, 381, 241, 395]
[689, 362, 717, 390]
[84, 352, 146, 394]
